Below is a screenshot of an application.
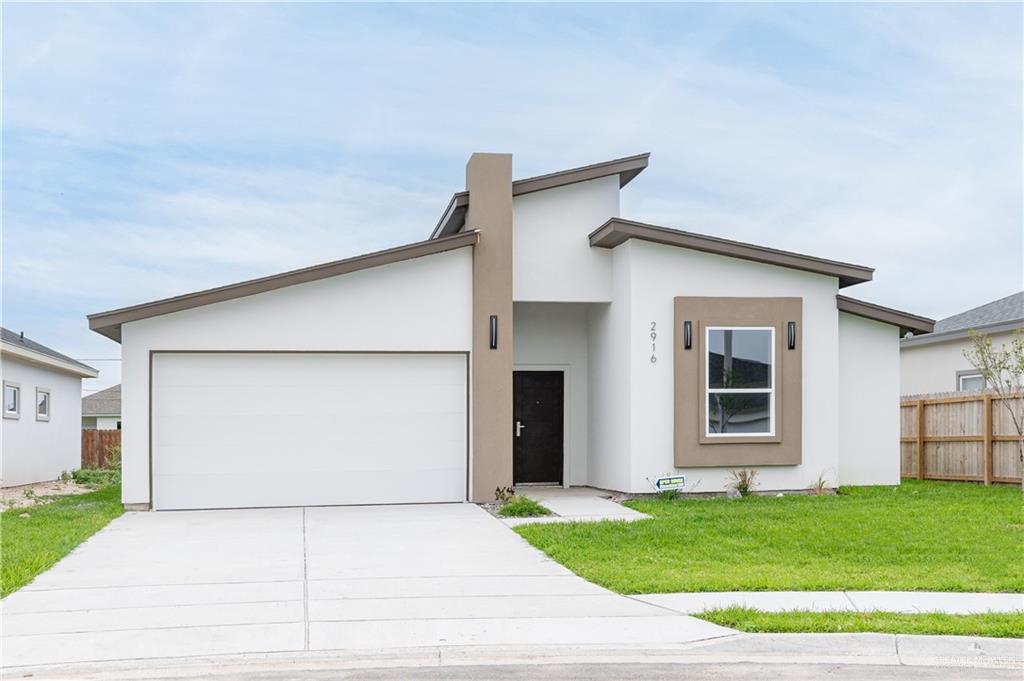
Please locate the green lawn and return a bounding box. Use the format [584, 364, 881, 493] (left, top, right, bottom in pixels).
[699, 607, 1024, 639]
[1, 485, 123, 597]
[514, 481, 1023, 594]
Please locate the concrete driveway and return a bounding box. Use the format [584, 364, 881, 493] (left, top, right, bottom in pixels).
[1, 503, 730, 669]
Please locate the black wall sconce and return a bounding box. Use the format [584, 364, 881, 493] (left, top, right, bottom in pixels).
[787, 321, 797, 350]
[489, 315, 498, 349]
[683, 320, 692, 350]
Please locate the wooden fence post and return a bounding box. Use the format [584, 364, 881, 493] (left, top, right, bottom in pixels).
[983, 394, 993, 486]
[916, 399, 925, 480]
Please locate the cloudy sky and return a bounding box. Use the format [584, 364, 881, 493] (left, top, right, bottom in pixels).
[3, 2, 1021, 394]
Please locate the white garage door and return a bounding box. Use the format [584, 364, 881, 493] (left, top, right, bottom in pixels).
[151, 353, 467, 510]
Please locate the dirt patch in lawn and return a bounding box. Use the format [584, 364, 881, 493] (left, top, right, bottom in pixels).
[2, 480, 96, 510]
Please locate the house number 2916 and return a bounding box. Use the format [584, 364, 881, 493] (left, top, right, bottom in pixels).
[650, 321, 657, 363]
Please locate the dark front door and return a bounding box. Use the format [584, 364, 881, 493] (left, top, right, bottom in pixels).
[513, 371, 564, 485]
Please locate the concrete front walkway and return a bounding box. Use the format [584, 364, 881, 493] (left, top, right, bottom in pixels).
[634, 591, 1024, 614]
[0, 503, 729, 669]
[505, 486, 650, 526]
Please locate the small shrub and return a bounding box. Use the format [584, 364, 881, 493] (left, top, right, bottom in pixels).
[59, 470, 72, 482]
[498, 496, 551, 518]
[808, 474, 830, 496]
[494, 486, 516, 503]
[727, 468, 759, 497]
[104, 444, 122, 471]
[656, 488, 679, 501]
[72, 468, 121, 488]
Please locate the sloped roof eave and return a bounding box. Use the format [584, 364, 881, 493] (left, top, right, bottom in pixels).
[88, 230, 480, 342]
[590, 218, 875, 288]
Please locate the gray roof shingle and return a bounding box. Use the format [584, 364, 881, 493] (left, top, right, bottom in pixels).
[82, 384, 121, 416]
[0, 327, 97, 374]
[933, 291, 1024, 333]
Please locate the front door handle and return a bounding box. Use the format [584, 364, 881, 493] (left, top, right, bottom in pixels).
[515, 421, 525, 437]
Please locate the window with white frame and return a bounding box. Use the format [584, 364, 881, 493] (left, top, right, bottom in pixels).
[3, 382, 20, 419]
[958, 372, 985, 392]
[706, 327, 775, 436]
[36, 388, 50, 421]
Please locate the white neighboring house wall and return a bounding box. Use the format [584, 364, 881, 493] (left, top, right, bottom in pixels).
[1, 357, 91, 487]
[901, 329, 1020, 396]
[513, 302, 590, 486]
[82, 416, 120, 430]
[119, 247, 473, 506]
[619, 239, 842, 494]
[838, 312, 901, 486]
[96, 416, 121, 430]
[512, 176, 619, 303]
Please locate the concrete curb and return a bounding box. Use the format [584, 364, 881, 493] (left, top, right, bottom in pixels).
[9, 634, 1022, 679]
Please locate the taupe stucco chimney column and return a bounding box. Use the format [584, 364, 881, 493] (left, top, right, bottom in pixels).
[466, 153, 514, 502]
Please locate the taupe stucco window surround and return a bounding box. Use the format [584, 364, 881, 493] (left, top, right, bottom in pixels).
[674, 297, 803, 467]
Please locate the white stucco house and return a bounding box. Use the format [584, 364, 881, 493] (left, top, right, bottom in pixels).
[901, 292, 1023, 396]
[88, 152, 933, 511]
[82, 384, 122, 430]
[1, 328, 98, 487]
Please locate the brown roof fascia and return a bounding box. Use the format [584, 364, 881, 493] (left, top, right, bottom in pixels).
[430, 191, 469, 239]
[88, 230, 480, 342]
[511, 152, 649, 196]
[431, 153, 650, 239]
[836, 295, 935, 335]
[589, 218, 875, 288]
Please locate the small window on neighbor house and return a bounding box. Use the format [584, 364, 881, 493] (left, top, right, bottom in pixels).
[958, 373, 986, 392]
[3, 383, 19, 419]
[706, 327, 775, 436]
[36, 389, 50, 421]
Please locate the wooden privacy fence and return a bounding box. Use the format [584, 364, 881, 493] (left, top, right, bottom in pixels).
[900, 392, 1022, 484]
[81, 429, 121, 469]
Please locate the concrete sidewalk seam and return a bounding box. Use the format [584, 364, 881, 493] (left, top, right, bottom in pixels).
[19, 578, 305, 592]
[307, 613, 678, 624]
[0, 597, 304, 615]
[2, 619, 305, 638]
[622, 593, 692, 616]
[309, 593, 611, 602]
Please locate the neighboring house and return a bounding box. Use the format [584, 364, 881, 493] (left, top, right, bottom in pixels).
[82, 384, 122, 430]
[901, 291, 1023, 395]
[88, 152, 933, 511]
[1, 328, 98, 487]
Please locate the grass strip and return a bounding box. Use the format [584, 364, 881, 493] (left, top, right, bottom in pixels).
[2, 485, 123, 597]
[699, 606, 1024, 638]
